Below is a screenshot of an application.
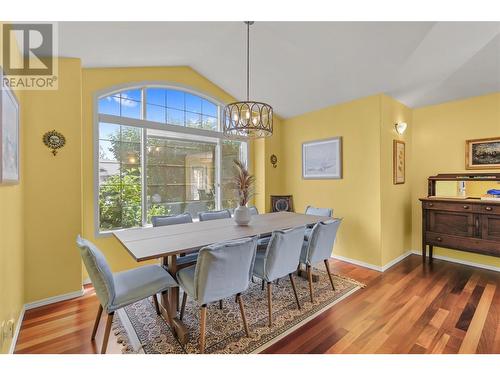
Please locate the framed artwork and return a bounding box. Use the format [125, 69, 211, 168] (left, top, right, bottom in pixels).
[0, 69, 20, 184]
[270, 195, 294, 212]
[465, 137, 500, 170]
[302, 136, 342, 179]
[393, 140, 405, 184]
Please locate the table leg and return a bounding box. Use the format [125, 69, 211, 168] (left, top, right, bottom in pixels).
[160, 256, 189, 345]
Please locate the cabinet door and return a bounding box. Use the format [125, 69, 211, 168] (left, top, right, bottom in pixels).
[481, 215, 500, 241]
[428, 211, 475, 237]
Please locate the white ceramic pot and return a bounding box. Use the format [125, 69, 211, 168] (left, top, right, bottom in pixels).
[234, 205, 252, 226]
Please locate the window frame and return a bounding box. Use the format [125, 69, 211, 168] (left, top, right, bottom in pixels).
[93, 82, 249, 237]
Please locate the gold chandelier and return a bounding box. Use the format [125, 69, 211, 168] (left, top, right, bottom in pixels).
[223, 22, 273, 139]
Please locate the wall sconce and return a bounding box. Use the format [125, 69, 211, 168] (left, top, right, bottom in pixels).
[270, 154, 278, 168]
[395, 122, 407, 135]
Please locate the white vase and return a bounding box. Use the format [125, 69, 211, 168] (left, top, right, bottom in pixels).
[234, 205, 252, 226]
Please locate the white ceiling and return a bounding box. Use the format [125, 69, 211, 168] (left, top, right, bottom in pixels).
[56, 22, 500, 118]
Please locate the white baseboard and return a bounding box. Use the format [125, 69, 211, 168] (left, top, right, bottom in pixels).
[331, 254, 383, 272]
[8, 307, 25, 354]
[82, 277, 91, 286]
[331, 251, 413, 273]
[410, 250, 500, 272]
[24, 288, 85, 311]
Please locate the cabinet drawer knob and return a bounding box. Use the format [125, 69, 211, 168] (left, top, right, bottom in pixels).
[463, 205, 469, 209]
[428, 203, 433, 207]
[485, 206, 493, 211]
[436, 237, 442, 242]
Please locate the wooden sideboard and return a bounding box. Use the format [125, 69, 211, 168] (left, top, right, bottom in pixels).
[420, 198, 500, 262]
[420, 173, 500, 262]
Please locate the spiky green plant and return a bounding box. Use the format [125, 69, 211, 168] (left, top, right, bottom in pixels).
[232, 159, 255, 206]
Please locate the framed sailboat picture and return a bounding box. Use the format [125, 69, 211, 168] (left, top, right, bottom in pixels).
[302, 137, 342, 179]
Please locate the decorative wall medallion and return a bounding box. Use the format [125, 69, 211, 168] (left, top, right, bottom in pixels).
[270, 154, 278, 168]
[43, 130, 66, 156]
[271, 195, 294, 212]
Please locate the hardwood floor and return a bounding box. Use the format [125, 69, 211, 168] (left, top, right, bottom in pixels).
[14, 255, 499, 354]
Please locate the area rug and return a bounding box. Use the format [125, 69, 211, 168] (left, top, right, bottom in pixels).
[112, 267, 364, 354]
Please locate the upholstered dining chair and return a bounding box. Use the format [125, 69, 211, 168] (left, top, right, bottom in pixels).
[151, 213, 198, 267]
[177, 237, 258, 353]
[304, 205, 333, 240]
[76, 235, 177, 354]
[253, 226, 305, 326]
[198, 209, 232, 221]
[299, 219, 342, 303]
[248, 206, 259, 216]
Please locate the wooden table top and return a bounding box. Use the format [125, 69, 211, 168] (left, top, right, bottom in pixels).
[114, 211, 332, 261]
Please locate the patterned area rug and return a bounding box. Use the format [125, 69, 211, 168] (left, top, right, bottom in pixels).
[112, 268, 364, 354]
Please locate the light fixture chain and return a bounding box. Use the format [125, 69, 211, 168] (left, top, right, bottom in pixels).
[246, 21, 250, 101]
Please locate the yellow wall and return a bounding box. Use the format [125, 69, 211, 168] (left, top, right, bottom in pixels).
[281, 95, 384, 266]
[0, 22, 24, 353]
[411, 93, 500, 268]
[380, 95, 413, 265]
[0, 88, 24, 354]
[22, 59, 83, 302]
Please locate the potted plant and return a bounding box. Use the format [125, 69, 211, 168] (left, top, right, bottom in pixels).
[232, 159, 255, 225]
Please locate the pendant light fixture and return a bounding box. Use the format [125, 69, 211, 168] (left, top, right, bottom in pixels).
[223, 21, 273, 139]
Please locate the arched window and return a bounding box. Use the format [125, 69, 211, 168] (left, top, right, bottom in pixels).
[95, 85, 247, 233]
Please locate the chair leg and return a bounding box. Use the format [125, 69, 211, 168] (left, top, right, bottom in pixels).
[180, 292, 187, 321]
[324, 259, 336, 291]
[266, 282, 273, 327]
[152, 294, 161, 315]
[261, 279, 265, 291]
[101, 312, 114, 354]
[91, 304, 103, 340]
[307, 265, 314, 303]
[219, 300, 223, 310]
[236, 293, 250, 337]
[297, 263, 302, 277]
[199, 305, 207, 354]
[289, 273, 301, 310]
[276, 278, 280, 285]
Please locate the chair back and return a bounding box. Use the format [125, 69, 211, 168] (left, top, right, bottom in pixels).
[304, 219, 342, 265]
[198, 209, 231, 221]
[263, 226, 305, 281]
[76, 235, 115, 311]
[152, 213, 193, 227]
[305, 205, 333, 217]
[248, 206, 259, 215]
[194, 237, 257, 304]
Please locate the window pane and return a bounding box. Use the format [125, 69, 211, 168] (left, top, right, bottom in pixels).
[99, 140, 118, 161]
[167, 108, 185, 126]
[167, 90, 184, 110]
[120, 126, 141, 143]
[185, 93, 202, 113]
[120, 98, 141, 119]
[98, 96, 120, 116]
[99, 162, 120, 184]
[146, 88, 165, 106]
[146, 104, 166, 123]
[120, 89, 142, 101]
[98, 122, 143, 232]
[201, 115, 217, 131]
[186, 112, 201, 128]
[221, 140, 244, 210]
[99, 122, 121, 140]
[202, 99, 217, 117]
[146, 135, 215, 223]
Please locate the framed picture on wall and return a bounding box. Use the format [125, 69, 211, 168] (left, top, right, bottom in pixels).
[0, 69, 20, 184]
[465, 137, 500, 169]
[302, 137, 342, 179]
[393, 140, 405, 184]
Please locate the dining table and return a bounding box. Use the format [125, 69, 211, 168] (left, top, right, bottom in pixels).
[113, 211, 332, 344]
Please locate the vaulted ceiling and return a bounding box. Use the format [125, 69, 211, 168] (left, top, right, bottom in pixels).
[57, 22, 500, 118]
